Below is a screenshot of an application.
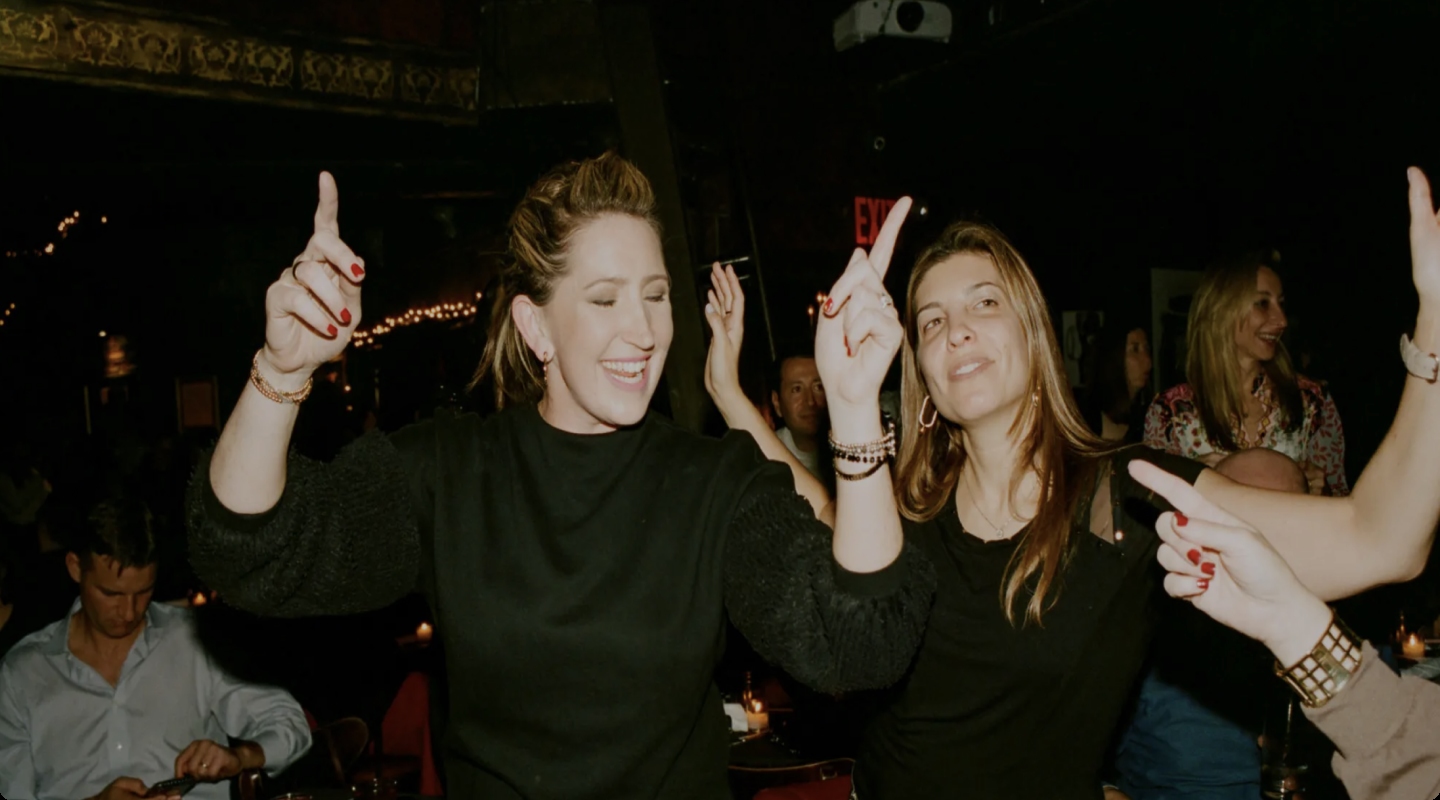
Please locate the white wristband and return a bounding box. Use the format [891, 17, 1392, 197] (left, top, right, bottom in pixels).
[1400, 334, 1439, 383]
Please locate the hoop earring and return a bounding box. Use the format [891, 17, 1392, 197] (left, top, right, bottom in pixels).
[919, 395, 939, 431]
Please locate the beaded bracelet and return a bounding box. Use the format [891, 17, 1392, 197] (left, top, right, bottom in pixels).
[829, 423, 897, 464]
[249, 350, 313, 405]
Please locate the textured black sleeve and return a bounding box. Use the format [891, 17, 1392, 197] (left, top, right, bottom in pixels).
[185, 426, 427, 618]
[723, 473, 937, 694]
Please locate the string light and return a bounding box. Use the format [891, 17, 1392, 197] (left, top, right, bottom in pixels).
[350, 292, 483, 349]
[4, 209, 102, 259]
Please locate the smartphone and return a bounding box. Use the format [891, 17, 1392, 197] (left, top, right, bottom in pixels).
[144, 777, 197, 798]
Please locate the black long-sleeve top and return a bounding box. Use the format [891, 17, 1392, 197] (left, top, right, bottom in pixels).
[187, 405, 935, 800]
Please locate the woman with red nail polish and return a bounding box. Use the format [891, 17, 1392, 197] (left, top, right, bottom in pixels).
[187, 154, 930, 800]
[836, 169, 1440, 800]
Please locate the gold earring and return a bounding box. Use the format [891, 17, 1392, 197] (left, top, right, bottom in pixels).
[1032, 390, 1040, 408]
[919, 396, 939, 431]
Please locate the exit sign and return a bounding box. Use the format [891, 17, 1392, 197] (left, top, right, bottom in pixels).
[854, 196, 898, 246]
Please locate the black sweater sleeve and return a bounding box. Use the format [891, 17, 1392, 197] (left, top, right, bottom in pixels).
[185, 423, 434, 618]
[722, 461, 937, 695]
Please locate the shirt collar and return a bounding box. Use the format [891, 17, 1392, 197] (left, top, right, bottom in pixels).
[43, 597, 173, 661]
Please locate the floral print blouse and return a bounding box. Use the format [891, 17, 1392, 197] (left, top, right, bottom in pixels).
[1143, 375, 1349, 496]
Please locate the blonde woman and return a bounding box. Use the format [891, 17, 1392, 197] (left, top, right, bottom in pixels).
[186, 154, 930, 800]
[1145, 252, 1347, 495]
[817, 169, 1440, 799]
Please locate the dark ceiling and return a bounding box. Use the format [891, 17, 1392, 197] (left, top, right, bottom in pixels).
[1, 0, 1436, 464]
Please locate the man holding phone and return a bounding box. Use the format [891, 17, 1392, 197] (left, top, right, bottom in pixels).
[0, 497, 311, 800]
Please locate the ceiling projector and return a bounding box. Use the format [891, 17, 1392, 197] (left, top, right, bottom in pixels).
[834, 0, 953, 52]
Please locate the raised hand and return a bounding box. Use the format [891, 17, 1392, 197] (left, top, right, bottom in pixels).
[816, 197, 912, 418]
[703, 262, 746, 401]
[1409, 167, 1440, 304]
[260, 172, 365, 384]
[1129, 459, 1332, 665]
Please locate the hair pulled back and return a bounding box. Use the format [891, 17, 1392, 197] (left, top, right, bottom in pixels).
[472, 152, 660, 406]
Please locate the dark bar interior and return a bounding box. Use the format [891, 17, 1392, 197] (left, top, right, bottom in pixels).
[3, 2, 1440, 799]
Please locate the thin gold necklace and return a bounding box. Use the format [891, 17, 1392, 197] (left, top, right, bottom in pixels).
[963, 470, 1013, 537]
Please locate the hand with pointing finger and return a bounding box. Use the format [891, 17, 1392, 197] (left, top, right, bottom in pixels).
[259, 171, 365, 388]
[816, 197, 911, 431]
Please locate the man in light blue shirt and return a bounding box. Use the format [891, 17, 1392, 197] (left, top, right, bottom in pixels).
[0, 498, 310, 800]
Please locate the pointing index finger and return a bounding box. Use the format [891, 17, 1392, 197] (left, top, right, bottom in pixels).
[867, 196, 913, 279]
[1126, 459, 1245, 528]
[313, 171, 340, 237]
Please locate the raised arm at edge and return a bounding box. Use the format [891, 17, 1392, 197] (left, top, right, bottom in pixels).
[1198, 309, 1440, 600]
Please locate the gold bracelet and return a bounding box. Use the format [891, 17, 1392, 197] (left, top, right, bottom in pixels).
[1273, 610, 1363, 708]
[249, 350, 313, 405]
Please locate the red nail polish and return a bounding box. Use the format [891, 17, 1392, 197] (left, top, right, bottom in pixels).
[824, 298, 834, 314]
[1196, 579, 1210, 591]
[1187, 549, 1202, 565]
[1201, 561, 1216, 576]
[1175, 512, 1188, 527]
[327, 324, 338, 336]
[351, 263, 365, 278]
[340, 308, 352, 325]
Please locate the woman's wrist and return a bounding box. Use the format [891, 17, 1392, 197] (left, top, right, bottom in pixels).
[255, 349, 313, 394]
[1264, 593, 1337, 668]
[1414, 305, 1440, 354]
[827, 401, 884, 444]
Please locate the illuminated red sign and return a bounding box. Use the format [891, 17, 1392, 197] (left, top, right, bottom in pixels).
[854, 196, 898, 246]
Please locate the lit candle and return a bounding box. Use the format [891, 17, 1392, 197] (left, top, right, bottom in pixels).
[416, 622, 434, 643]
[745, 698, 769, 731]
[190, 591, 207, 607]
[1403, 633, 1425, 660]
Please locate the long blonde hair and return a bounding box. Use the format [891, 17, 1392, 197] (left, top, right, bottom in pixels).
[895, 221, 1115, 626]
[1185, 251, 1302, 452]
[470, 152, 661, 406]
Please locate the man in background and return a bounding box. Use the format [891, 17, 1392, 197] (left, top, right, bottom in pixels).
[770, 350, 829, 482]
[0, 497, 310, 800]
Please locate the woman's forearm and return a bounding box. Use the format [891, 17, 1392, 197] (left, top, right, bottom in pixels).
[712, 387, 834, 524]
[209, 357, 308, 514]
[828, 403, 902, 573]
[1205, 308, 1440, 599]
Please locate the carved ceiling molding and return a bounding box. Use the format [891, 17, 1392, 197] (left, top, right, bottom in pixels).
[0, 0, 482, 122]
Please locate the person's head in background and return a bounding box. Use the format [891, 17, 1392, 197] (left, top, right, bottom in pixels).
[770, 349, 827, 452]
[1085, 321, 1153, 441]
[66, 497, 158, 642]
[1213, 448, 1308, 495]
[1186, 249, 1303, 452]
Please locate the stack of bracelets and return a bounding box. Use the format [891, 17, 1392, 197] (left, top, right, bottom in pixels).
[828, 422, 897, 482]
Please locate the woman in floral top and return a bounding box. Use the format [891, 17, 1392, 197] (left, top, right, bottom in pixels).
[1145, 250, 1348, 496]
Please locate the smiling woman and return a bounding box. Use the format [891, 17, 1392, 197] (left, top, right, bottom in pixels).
[1144, 251, 1349, 496]
[188, 152, 936, 800]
